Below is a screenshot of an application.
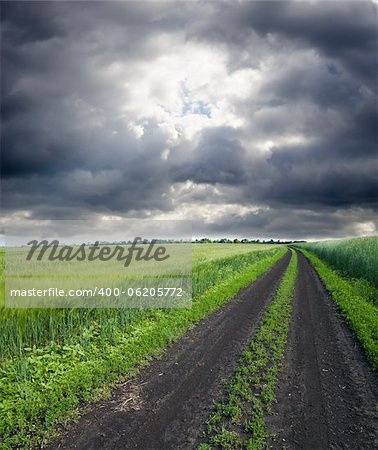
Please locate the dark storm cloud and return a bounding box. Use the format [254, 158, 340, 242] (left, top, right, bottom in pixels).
[193, 206, 378, 241]
[261, 151, 377, 208]
[1, 1, 65, 44]
[1, 1, 377, 238]
[260, 60, 361, 110]
[239, 1, 378, 84]
[190, 1, 377, 85]
[172, 127, 248, 185]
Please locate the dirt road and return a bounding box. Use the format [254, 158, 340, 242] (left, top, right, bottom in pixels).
[268, 251, 378, 449]
[49, 252, 291, 450]
[48, 250, 377, 450]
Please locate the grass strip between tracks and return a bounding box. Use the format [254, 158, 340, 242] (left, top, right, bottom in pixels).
[198, 250, 297, 450]
[298, 249, 378, 370]
[0, 249, 286, 450]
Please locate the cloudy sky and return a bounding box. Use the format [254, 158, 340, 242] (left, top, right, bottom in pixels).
[1, 0, 377, 240]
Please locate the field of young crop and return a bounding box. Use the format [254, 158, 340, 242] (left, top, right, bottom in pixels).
[0, 244, 283, 449]
[1, 238, 377, 450]
[194, 238, 378, 450]
[297, 236, 378, 287]
[0, 244, 280, 358]
[294, 237, 378, 368]
[2, 2, 377, 449]
[192, 243, 282, 264]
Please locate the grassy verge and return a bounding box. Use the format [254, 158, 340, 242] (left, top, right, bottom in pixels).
[297, 237, 377, 288]
[298, 249, 378, 370]
[0, 249, 286, 449]
[198, 250, 297, 450]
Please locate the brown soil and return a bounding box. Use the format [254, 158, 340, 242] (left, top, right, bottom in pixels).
[48, 251, 291, 450]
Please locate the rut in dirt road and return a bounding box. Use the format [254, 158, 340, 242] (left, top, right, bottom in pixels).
[48, 251, 291, 450]
[268, 251, 378, 450]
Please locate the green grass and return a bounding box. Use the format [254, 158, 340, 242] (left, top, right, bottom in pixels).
[298, 249, 378, 370]
[0, 246, 279, 359]
[198, 250, 297, 450]
[0, 246, 285, 449]
[297, 237, 378, 288]
[192, 244, 281, 264]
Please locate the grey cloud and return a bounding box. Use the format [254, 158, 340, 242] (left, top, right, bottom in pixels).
[190, 1, 377, 86]
[261, 155, 377, 209]
[193, 206, 377, 241]
[1, 1, 377, 238]
[172, 128, 248, 185]
[1, 1, 66, 44]
[240, 1, 377, 84]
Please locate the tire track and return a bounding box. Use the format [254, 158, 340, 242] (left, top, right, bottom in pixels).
[268, 251, 378, 450]
[49, 251, 291, 450]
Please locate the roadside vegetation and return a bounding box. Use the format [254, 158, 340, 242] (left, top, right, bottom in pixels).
[192, 243, 283, 263]
[198, 250, 297, 450]
[298, 237, 378, 289]
[297, 248, 378, 369]
[0, 245, 285, 449]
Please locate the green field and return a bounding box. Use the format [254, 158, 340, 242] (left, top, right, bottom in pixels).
[193, 243, 281, 263]
[294, 237, 378, 368]
[197, 237, 378, 449]
[1, 238, 377, 449]
[295, 237, 378, 307]
[0, 244, 280, 358]
[297, 237, 377, 287]
[0, 244, 283, 449]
